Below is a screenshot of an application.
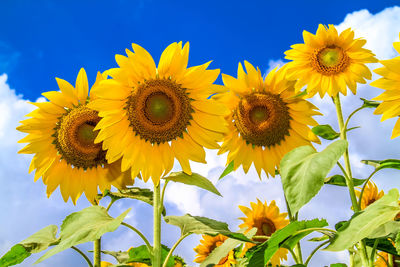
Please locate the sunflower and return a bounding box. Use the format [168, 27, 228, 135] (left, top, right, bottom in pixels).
[217, 61, 320, 177]
[238, 199, 289, 266]
[17, 69, 132, 204]
[284, 24, 377, 97]
[375, 252, 400, 266]
[193, 234, 236, 267]
[88, 42, 228, 184]
[370, 33, 400, 138]
[355, 180, 384, 210]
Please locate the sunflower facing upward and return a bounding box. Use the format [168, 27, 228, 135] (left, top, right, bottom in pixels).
[370, 33, 400, 139]
[285, 24, 377, 97]
[238, 199, 289, 266]
[89, 42, 228, 184]
[193, 234, 236, 267]
[17, 69, 133, 204]
[217, 62, 320, 177]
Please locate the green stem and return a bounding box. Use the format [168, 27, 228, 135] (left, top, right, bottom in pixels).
[389, 253, 394, 267]
[294, 242, 303, 264]
[162, 233, 191, 267]
[71, 246, 94, 267]
[93, 238, 101, 267]
[349, 250, 355, 267]
[287, 246, 299, 264]
[344, 106, 364, 132]
[283, 195, 303, 263]
[293, 227, 336, 236]
[161, 180, 169, 211]
[106, 199, 116, 212]
[153, 183, 162, 267]
[333, 95, 370, 267]
[369, 239, 379, 265]
[304, 240, 330, 266]
[252, 235, 271, 240]
[358, 169, 379, 207]
[121, 222, 152, 254]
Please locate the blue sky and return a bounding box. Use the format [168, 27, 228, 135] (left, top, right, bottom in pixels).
[2, 1, 400, 267]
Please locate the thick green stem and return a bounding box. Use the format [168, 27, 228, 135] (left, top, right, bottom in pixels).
[153, 183, 162, 267]
[93, 238, 101, 267]
[333, 95, 370, 267]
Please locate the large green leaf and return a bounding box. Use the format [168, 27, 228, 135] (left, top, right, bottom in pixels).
[326, 189, 400, 251]
[246, 219, 328, 265]
[36, 206, 130, 263]
[280, 140, 348, 214]
[219, 161, 234, 180]
[200, 228, 257, 267]
[324, 175, 366, 187]
[312, 125, 340, 140]
[396, 232, 400, 255]
[0, 225, 59, 267]
[164, 214, 251, 242]
[361, 159, 400, 171]
[164, 172, 222, 196]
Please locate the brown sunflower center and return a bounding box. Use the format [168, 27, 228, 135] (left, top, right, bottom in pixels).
[311, 45, 349, 75]
[233, 92, 291, 147]
[126, 79, 193, 144]
[54, 105, 106, 169]
[261, 220, 276, 236]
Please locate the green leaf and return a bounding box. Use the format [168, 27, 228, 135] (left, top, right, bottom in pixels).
[330, 264, 347, 267]
[36, 206, 130, 263]
[200, 228, 257, 267]
[280, 140, 348, 214]
[324, 175, 366, 187]
[312, 125, 340, 140]
[164, 214, 251, 242]
[0, 245, 31, 267]
[219, 161, 234, 180]
[361, 159, 400, 171]
[360, 98, 380, 108]
[308, 235, 329, 242]
[0, 225, 59, 267]
[367, 221, 400, 239]
[164, 172, 222, 197]
[326, 189, 400, 251]
[246, 219, 328, 265]
[104, 187, 153, 206]
[127, 245, 174, 267]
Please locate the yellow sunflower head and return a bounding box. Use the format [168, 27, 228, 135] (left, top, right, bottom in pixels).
[285, 24, 377, 97]
[88, 42, 228, 185]
[193, 234, 236, 267]
[371, 33, 400, 139]
[218, 61, 320, 177]
[238, 199, 289, 266]
[17, 69, 133, 204]
[355, 181, 384, 210]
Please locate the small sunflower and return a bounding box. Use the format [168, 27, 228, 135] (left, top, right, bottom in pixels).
[89, 42, 228, 184]
[238, 199, 289, 266]
[194, 234, 236, 267]
[285, 24, 377, 97]
[370, 33, 400, 138]
[218, 61, 320, 177]
[17, 69, 132, 204]
[355, 180, 384, 210]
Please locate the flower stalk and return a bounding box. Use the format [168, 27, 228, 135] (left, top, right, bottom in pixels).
[93, 238, 101, 267]
[153, 183, 162, 267]
[333, 94, 370, 266]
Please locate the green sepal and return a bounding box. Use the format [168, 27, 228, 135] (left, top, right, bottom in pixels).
[164, 214, 251, 242]
[164, 171, 222, 197]
[219, 161, 234, 180]
[324, 175, 366, 187]
[360, 98, 380, 108]
[280, 140, 348, 214]
[312, 125, 340, 140]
